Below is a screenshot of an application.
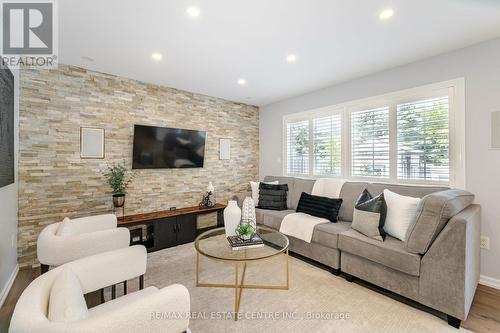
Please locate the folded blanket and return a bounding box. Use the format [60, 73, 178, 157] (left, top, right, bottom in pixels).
[279, 213, 329, 243]
[312, 178, 346, 198]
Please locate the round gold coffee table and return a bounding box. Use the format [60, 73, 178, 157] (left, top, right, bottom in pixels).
[194, 226, 290, 321]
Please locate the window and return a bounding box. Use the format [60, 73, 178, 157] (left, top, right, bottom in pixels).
[283, 79, 465, 187]
[286, 120, 309, 175]
[397, 96, 449, 182]
[351, 107, 390, 178]
[313, 115, 342, 176]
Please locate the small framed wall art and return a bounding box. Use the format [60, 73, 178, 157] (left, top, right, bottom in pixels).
[80, 127, 105, 159]
[219, 138, 230, 160]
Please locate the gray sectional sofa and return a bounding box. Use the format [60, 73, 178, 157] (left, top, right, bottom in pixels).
[235, 176, 480, 329]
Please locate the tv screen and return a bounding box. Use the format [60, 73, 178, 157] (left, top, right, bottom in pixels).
[132, 125, 206, 169]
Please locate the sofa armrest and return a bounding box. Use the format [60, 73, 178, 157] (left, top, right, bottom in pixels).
[419, 204, 481, 320]
[37, 226, 130, 266]
[233, 191, 252, 207]
[78, 284, 190, 333]
[68, 245, 147, 293]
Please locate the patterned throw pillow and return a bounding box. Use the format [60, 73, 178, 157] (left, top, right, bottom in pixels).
[296, 192, 343, 222]
[351, 189, 387, 241]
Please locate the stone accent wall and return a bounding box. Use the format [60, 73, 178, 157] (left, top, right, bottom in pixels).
[18, 65, 258, 267]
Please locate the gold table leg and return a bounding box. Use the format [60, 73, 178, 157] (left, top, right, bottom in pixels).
[196, 251, 289, 321]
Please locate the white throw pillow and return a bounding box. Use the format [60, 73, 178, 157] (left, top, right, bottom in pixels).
[56, 217, 75, 236]
[48, 267, 89, 322]
[250, 181, 278, 207]
[383, 189, 421, 241]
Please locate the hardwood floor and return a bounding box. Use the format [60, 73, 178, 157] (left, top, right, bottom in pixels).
[1, 267, 499, 332]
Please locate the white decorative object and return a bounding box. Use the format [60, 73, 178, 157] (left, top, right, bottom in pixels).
[219, 138, 230, 160]
[207, 182, 214, 193]
[383, 189, 422, 241]
[224, 200, 241, 237]
[250, 180, 278, 207]
[241, 197, 257, 229]
[80, 127, 105, 159]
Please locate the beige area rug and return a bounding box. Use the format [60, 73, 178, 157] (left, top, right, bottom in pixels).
[142, 243, 469, 333]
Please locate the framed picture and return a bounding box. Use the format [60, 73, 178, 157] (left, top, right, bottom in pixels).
[219, 138, 230, 160]
[80, 127, 105, 159]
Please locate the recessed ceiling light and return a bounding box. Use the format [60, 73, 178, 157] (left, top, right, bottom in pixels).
[379, 8, 394, 20]
[286, 54, 297, 63]
[237, 79, 246, 86]
[151, 53, 163, 61]
[187, 7, 200, 17]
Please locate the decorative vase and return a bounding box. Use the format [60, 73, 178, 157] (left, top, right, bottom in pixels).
[241, 197, 256, 229]
[224, 200, 241, 237]
[199, 182, 216, 208]
[112, 194, 125, 208]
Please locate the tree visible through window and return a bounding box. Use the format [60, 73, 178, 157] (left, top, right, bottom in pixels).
[397, 96, 449, 181]
[313, 115, 342, 176]
[286, 120, 309, 175]
[351, 107, 390, 178]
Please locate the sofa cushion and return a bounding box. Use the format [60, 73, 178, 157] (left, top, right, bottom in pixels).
[256, 208, 295, 230]
[338, 182, 369, 222]
[311, 221, 351, 249]
[405, 189, 475, 254]
[338, 229, 421, 276]
[383, 189, 421, 241]
[263, 176, 315, 210]
[296, 192, 343, 222]
[258, 183, 289, 210]
[351, 190, 387, 241]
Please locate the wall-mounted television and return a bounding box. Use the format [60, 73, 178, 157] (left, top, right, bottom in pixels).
[132, 125, 207, 169]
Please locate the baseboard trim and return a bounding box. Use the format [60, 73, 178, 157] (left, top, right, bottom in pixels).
[479, 275, 500, 290]
[0, 264, 19, 308]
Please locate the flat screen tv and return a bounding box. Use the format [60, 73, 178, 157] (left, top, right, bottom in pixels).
[132, 125, 207, 169]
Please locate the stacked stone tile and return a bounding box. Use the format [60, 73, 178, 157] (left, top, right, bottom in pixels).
[18, 65, 259, 267]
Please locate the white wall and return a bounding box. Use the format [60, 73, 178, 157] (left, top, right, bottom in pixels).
[0, 67, 19, 305]
[260, 38, 500, 282]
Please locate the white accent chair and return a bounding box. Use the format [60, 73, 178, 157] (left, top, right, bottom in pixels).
[9, 245, 191, 333]
[37, 214, 130, 274]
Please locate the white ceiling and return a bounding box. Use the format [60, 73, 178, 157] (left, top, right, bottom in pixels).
[59, 0, 500, 106]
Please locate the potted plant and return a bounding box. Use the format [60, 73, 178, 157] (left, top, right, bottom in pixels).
[235, 221, 255, 241]
[102, 161, 135, 208]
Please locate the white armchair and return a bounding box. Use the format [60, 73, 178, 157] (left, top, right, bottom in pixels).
[10, 245, 191, 333]
[37, 214, 130, 273]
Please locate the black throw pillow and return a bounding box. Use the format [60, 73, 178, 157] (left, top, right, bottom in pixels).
[351, 189, 387, 241]
[258, 183, 288, 210]
[296, 192, 343, 222]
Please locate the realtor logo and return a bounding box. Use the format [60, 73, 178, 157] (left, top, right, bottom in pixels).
[1, 0, 58, 68]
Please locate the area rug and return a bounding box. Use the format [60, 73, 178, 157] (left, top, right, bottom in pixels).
[139, 243, 469, 333]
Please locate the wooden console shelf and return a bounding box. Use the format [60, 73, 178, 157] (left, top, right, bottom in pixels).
[118, 203, 226, 253]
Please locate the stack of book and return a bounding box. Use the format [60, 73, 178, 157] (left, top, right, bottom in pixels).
[227, 234, 264, 250]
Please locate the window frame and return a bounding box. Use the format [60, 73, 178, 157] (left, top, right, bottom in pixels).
[282, 78, 466, 188]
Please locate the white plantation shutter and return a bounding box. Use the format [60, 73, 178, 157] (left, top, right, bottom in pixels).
[286, 120, 309, 175]
[313, 114, 342, 176]
[397, 96, 449, 182]
[351, 107, 390, 178]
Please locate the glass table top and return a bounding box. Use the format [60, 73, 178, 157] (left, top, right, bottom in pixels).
[194, 226, 289, 262]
